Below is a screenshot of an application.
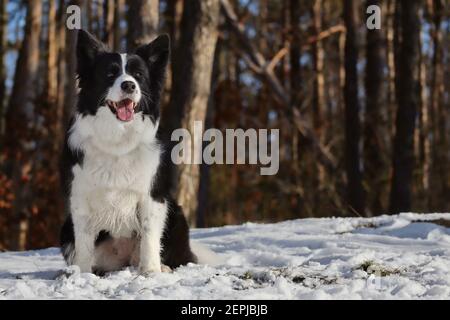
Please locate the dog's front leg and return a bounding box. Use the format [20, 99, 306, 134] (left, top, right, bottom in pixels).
[71, 201, 96, 273]
[138, 198, 168, 274]
[73, 229, 96, 273]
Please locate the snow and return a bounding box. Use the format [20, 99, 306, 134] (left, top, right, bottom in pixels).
[1, 213, 450, 299]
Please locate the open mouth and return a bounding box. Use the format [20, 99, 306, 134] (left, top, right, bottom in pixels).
[106, 98, 137, 122]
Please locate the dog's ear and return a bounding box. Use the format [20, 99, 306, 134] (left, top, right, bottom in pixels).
[135, 34, 170, 75]
[76, 30, 107, 80]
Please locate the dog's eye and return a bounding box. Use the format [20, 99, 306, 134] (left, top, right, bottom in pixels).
[134, 72, 142, 79]
[107, 66, 120, 78]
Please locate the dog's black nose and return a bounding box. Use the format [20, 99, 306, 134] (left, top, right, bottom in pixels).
[121, 81, 136, 94]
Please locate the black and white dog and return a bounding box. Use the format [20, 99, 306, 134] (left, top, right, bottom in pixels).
[59, 30, 197, 275]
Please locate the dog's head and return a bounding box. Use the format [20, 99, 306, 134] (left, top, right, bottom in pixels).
[76, 30, 169, 123]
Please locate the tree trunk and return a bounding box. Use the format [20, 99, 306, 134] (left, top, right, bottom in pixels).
[165, 0, 183, 48]
[46, 0, 58, 104]
[364, 0, 385, 215]
[385, 0, 396, 136]
[389, 0, 420, 214]
[64, 0, 84, 129]
[289, 0, 301, 106]
[162, 0, 183, 110]
[289, 0, 303, 201]
[6, 0, 42, 121]
[312, 0, 325, 135]
[162, 0, 220, 225]
[311, 0, 326, 210]
[127, 0, 159, 51]
[343, 0, 365, 215]
[4, 0, 42, 250]
[103, 0, 115, 48]
[56, 0, 66, 140]
[113, 0, 124, 51]
[94, 1, 104, 39]
[86, 0, 93, 34]
[430, 0, 447, 209]
[0, 0, 7, 138]
[418, 25, 430, 208]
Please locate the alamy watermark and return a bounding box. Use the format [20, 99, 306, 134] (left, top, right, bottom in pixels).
[66, 5, 81, 30]
[366, 5, 381, 30]
[171, 122, 279, 176]
[67, 4, 382, 31]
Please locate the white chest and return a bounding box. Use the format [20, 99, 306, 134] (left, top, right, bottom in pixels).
[77, 143, 158, 192]
[68, 110, 161, 237]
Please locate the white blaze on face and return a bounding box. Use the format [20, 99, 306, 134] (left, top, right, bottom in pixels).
[105, 54, 142, 122]
[106, 54, 142, 104]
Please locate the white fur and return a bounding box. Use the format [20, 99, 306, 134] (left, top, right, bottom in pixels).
[190, 242, 224, 267]
[63, 243, 76, 265]
[68, 102, 166, 273]
[138, 199, 168, 273]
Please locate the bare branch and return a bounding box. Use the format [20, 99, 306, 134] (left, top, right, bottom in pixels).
[219, 0, 337, 170]
[266, 47, 289, 72]
[303, 25, 346, 49]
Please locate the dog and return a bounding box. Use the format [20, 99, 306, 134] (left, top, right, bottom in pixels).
[59, 30, 197, 275]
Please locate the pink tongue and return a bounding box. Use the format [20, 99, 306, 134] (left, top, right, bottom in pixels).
[116, 101, 134, 121]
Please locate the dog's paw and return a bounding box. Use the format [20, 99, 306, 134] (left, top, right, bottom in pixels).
[73, 260, 93, 274]
[161, 264, 172, 273]
[139, 264, 172, 277]
[54, 265, 80, 280]
[138, 263, 163, 276]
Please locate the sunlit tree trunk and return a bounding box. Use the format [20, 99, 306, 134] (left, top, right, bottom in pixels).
[417, 24, 430, 208]
[4, 0, 42, 250]
[163, 0, 220, 225]
[46, 0, 58, 104]
[311, 0, 326, 210]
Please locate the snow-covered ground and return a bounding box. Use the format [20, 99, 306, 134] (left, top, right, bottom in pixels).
[1, 213, 450, 300]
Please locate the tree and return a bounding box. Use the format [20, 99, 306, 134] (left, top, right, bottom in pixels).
[164, 0, 183, 47]
[0, 0, 6, 134]
[429, 0, 447, 209]
[127, 0, 159, 51]
[364, 0, 385, 215]
[343, 0, 365, 215]
[64, 0, 84, 129]
[46, 0, 58, 104]
[311, 0, 326, 209]
[55, 0, 67, 139]
[3, 0, 42, 250]
[312, 0, 325, 136]
[104, 0, 115, 48]
[113, 0, 124, 51]
[162, 0, 220, 225]
[289, 0, 301, 106]
[389, 0, 420, 214]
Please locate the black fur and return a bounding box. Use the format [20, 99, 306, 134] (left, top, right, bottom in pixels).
[59, 30, 196, 272]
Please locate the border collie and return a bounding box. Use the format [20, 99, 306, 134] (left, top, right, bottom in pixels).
[59, 30, 197, 275]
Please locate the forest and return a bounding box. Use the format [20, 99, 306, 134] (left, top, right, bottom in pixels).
[0, 0, 448, 251]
